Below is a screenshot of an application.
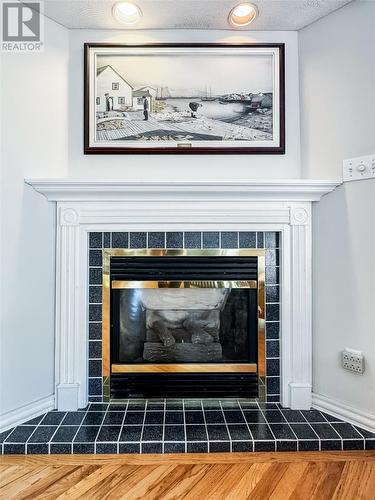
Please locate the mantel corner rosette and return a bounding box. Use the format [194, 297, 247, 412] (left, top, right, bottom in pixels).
[59, 206, 80, 226]
[289, 205, 311, 226]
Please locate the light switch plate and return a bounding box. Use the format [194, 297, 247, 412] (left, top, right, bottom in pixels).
[343, 154, 375, 182]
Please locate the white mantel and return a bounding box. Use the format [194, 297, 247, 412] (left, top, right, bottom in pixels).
[26, 178, 340, 411]
[25, 179, 339, 202]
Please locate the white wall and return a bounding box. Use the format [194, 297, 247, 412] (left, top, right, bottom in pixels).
[312, 182, 375, 416]
[0, 17, 69, 420]
[68, 29, 301, 179]
[299, 0, 375, 418]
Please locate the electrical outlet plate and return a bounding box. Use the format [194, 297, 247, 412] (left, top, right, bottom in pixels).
[343, 154, 375, 182]
[341, 348, 365, 374]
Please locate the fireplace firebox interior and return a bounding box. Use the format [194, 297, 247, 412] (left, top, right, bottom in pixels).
[102, 250, 265, 400]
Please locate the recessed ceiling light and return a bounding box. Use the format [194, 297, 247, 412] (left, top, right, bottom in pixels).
[229, 3, 258, 27]
[112, 2, 142, 25]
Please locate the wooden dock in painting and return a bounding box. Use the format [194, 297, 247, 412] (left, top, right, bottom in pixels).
[96, 111, 270, 142]
[96, 115, 221, 141]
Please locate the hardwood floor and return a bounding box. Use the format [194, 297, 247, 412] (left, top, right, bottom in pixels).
[1, 452, 374, 499]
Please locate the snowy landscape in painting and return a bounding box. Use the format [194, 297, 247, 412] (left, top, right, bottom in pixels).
[94, 50, 275, 144]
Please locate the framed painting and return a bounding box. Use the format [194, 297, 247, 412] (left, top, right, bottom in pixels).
[84, 43, 285, 154]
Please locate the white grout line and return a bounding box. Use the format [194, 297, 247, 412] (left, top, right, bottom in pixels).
[93, 404, 111, 454]
[330, 422, 365, 450]
[219, 401, 233, 453]
[300, 412, 323, 451]
[162, 399, 166, 454]
[12, 417, 43, 455]
[353, 427, 371, 441]
[237, 399, 254, 452]
[66, 406, 92, 455]
[319, 419, 344, 450]
[47, 413, 69, 454]
[256, 406, 277, 452]
[26, 412, 67, 454]
[284, 418, 301, 452]
[139, 400, 149, 454]
[200, 400, 210, 452]
[117, 400, 129, 454]
[182, 400, 187, 454]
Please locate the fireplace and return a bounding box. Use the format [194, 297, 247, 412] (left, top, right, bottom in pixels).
[102, 249, 265, 399]
[27, 178, 338, 411]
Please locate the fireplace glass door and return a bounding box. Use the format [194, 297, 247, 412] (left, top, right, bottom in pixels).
[111, 285, 258, 367]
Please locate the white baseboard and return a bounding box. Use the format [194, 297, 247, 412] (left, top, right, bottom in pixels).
[0, 394, 55, 433]
[312, 392, 375, 433]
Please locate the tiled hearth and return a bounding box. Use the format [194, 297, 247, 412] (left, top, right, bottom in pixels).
[88, 231, 281, 402]
[2, 400, 374, 455]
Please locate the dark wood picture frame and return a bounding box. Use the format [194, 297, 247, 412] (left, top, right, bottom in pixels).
[84, 43, 285, 155]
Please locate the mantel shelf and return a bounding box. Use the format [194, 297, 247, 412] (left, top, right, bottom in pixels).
[25, 178, 341, 202]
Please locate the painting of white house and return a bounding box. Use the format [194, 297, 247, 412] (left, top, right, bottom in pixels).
[86, 45, 284, 152]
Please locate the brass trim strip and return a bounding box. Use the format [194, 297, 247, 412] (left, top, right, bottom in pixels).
[102, 250, 111, 378]
[111, 364, 257, 373]
[257, 254, 266, 382]
[103, 248, 266, 258]
[111, 280, 257, 289]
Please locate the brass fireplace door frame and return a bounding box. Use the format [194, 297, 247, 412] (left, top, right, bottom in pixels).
[102, 249, 265, 386]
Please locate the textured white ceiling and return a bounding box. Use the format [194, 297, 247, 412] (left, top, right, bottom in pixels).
[43, 0, 353, 31]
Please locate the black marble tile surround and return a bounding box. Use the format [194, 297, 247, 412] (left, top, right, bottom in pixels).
[2, 401, 374, 455]
[88, 231, 281, 402]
